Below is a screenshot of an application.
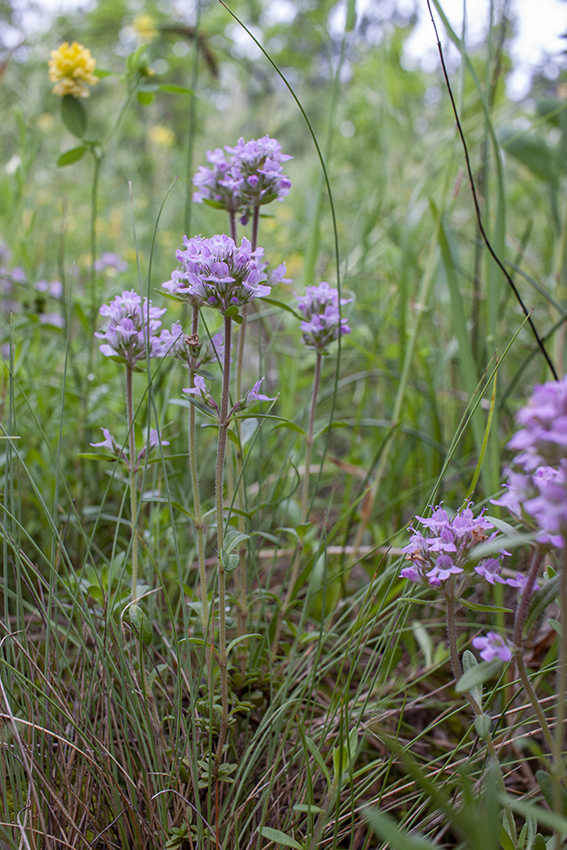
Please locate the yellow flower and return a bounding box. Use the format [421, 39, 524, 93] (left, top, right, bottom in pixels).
[133, 15, 158, 43]
[48, 41, 99, 99]
[148, 125, 175, 147]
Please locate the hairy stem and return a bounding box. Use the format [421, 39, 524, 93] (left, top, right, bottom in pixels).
[126, 365, 139, 603]
[514, 548, 545, 647]
[188, 306, 208, 638]
[214, 316, 232, 774]
[233, 205, 260, 642]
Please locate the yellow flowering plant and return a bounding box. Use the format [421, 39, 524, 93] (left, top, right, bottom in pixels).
[48, 41, 99, 99]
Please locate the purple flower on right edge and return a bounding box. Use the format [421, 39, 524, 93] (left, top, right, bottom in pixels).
[492, 375, 567, 548]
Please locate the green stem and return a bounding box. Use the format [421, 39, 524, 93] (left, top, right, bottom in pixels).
[271, 352, 322, 660]
[233, 205, 260, 641]
[126, 365, 139, 603]
[188, 307, 208, 637]
[88, 151, 102, 373]
[213, 316, 232, 775]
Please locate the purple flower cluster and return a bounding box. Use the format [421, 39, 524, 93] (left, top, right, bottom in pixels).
[294, 282, 352, 352]
[159, 322, 226, 370]
[94, 252, 128, 274]
[494, 376, 567, 548]
[400, 503, 509, 589]
[162, 235, 270, 314]
[96, 290, 166, 367]
[36, 279, 63, 299]
[472, 631, 513, 663]
[91, 427, 169, 472]
[193, 136, 292, 222]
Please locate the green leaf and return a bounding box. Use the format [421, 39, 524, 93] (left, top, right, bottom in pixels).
[470, 532, 537, 560]
[456, 659, 503, 693]
[462, 649, 482, 708]
[61, 95, 87, 138]
[57, 145, 86, 167]
[202, 197, 225, 209]
[536, 96, 565, 128]
[364, 808, 437, 849]
[260, 827, 303, 849]
[158, 83, 194, 94]
[137, 90, 154, 105]
[170, 501, 194, 519]
[500, 792, 567, 834]
[221, 552, 239, 572]
[77, 452, 119, 462]
[129, 604, 153, 645]
[224, 305, 240, 318]
[273, 421, 307, 436]
[499, 127, 560, 182]
[458, 599, 513, 614]
[483, 515, 519, 537]
[228, 507, 253, 520]
[474, 713, 492, 739]
[260, 297, 302, 319]
[93, 68, 117, 78]
[525, 575, 559, 632]
[223, 530, 250, 554]
[293, 804, 324, 814]
[259, 191, 279, 206]
[304, 735, 331, 786]
[226, 633, 262, 655]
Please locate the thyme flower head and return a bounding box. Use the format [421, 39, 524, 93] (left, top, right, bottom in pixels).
[193, 136, 292, 222]
[96, 290, 166, 367]
[400, 503, 509, 589]
[295, 282, 351, 352]
[48, 41, 99, 99]
[493, 376, 567, 548]
[162, 234, 270, 313]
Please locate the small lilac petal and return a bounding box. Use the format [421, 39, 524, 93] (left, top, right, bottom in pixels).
[472, 631, 513, 663]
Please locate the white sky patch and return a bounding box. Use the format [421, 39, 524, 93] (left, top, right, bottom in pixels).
[9, 0, 567, 98]
[401, 0, 567, 98]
